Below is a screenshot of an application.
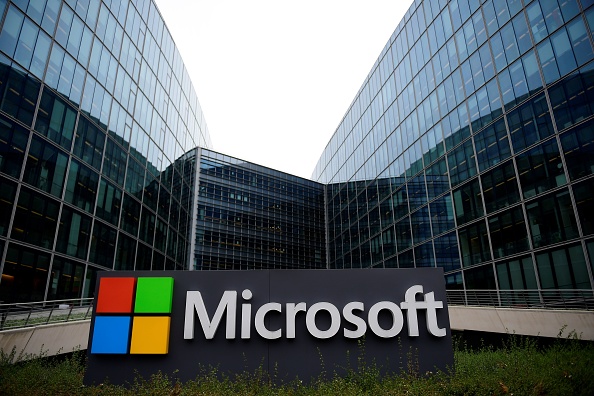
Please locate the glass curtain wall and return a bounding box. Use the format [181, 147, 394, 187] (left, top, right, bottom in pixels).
[0, 0, 212, 303]
[314, 0, 594, 295]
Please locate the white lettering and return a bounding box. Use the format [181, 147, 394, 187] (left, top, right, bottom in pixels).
[184, 290, 236, 339]
[306, 302, 341, 339]
[182, 285, 446, 341]
[342, 301, 366, 338]
[255, 302, 282, 339]
[368, 301, 404, 338]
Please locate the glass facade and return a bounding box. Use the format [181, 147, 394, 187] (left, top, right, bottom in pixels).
[192, 149, 326, 271]
[0, 0, 211, 302]
[2, 0, 594, 307]
[313, 0, 594, 294]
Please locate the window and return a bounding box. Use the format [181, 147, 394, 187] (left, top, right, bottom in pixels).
[453, 178, 484, 225]
[459, 219, 491, 267]
[516, 138, 566, 198]
[526, 188, 579, 248]
[488, 205, 529, 259]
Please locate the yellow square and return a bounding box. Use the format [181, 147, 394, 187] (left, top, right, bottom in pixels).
[130, 316, 171, 354]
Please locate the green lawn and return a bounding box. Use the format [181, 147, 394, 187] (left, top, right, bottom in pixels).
[1, 335, 593, 395]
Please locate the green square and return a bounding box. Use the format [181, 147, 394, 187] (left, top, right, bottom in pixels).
[134, 277, 174, 313]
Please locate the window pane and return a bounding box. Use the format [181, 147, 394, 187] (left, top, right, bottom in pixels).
[452, 177, 483, 225]
[0, 113, 29, 178]
[56, 206, 91, 259]
[526, 188, 579, 248]
[11, 186, 59, 249]
[488, 205, 529, 259]
[23, 135, 68, 197]
[516, 138, 566, 198]
[481, 160, 520, 213]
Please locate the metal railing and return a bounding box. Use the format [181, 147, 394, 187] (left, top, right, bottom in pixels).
[1, 290, 592, 331]
[447, 289, 594, 310]
[0, 298, 93, 331]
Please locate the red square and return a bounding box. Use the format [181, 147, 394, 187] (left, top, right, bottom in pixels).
[95, 277, 136, 313]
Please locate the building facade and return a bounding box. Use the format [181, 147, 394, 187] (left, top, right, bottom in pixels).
[313, 0, 594, 297]
[0, 0, 211, 302]
[1, 0, 594, 308]
[192, 148, 326, 271]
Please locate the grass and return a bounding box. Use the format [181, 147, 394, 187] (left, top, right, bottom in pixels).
[1, 334, 593, 395]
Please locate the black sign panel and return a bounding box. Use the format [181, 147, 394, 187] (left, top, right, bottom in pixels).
[84, 268, 453, 385]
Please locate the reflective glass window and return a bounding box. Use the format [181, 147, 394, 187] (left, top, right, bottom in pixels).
[74, 115, 106, 170]
[516, 138, 566, 198]
[89, 220, 116, 268]
[102, 138, 127, 186]
[459, 219, 491, 268]
[23, 135, 68, 197]
[550, 27, 578, 77]
[430, 193, 455, 236]
[411, 206, 431, 244]
[464, 263, 496, 289]
[407, 174, 427, 211]
[425, 157, 449, 200]
[488, 205, 529, 259]
[0, 176, 16, 236]
[0, 6, 24, 57]
[395, 216, 411, 252]
[496, 256, 538, 295]
[0, 61, 40, 126]
[414, 241, 434, 268]
[434, 231, 460, 272]
[0, 113, 29, 178]
[526, 188, 579, 248]
[573, 179, 594, 236]
[136, 243, 153, 271]
[537, 40, 561, 84]
[121, 193, 140, 236]
[11, 186, 59, 248]
[35, 88, 76, 150]
[507, 93, 554, 152]
[96, 177, 122, 226]
[47, 257, 86, 300]
[481, 160, 520, 214]
[452, 177, 483, 225]
[474, 117, 511, 171]
[567, 16, 594, 67]
[536, 243, 590, 289]
[64, 159, 99, 213]
[447, 138, 477, 186]
[139, 207, 156, 245]
[548, 63, 594, 132]
[0, 244, 50, 302]
[56, 206, 91, 259]
[560, 119, 594, 180]
[114, 234, 136, 270]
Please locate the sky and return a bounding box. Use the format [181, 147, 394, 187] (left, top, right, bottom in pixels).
[154, 0, 414, 179]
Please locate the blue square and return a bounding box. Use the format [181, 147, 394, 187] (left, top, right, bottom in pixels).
[91, 316, 131, 354]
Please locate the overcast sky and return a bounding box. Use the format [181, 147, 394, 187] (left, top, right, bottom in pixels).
[154, 0, 414, 179]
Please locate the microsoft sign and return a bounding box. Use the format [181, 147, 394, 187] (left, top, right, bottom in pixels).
[85, 269, 453, 385]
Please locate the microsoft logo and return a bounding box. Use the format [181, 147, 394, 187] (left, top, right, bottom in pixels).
[90, 277, 174, 354]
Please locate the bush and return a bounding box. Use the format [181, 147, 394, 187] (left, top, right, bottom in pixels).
[1, 335, 593, 395]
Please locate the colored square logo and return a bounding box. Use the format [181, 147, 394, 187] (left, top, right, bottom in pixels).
[95, 277, 136, 313]
[134, 277, 174, 313]
[90, 316, 131, 354]
[91, 276, 174, 355]
[130, 316, 171, 354]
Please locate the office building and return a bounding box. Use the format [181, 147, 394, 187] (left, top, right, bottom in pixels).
[0, 0, 211, 302]
[313, 0, 594, 300]
[1, 0, 594, 310]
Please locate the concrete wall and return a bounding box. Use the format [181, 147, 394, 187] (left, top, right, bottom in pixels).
[0, 320, 90, 361]
[1, 307, 593, 362]
[449, 306, 594, 340]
